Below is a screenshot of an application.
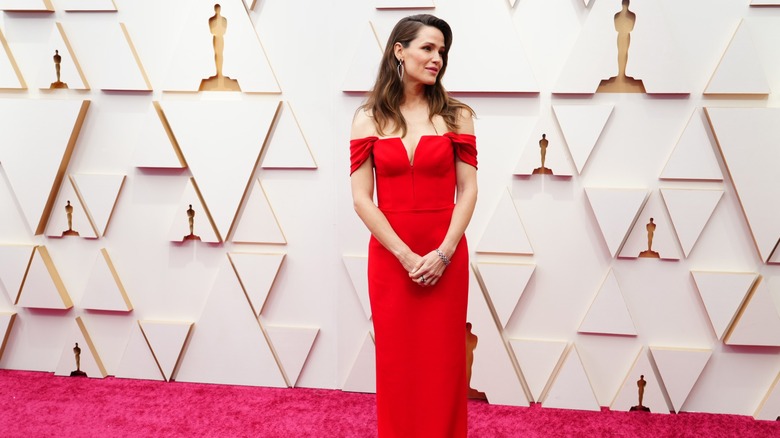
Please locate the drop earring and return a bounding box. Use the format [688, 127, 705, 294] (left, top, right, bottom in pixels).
[397, 59, 404, 81]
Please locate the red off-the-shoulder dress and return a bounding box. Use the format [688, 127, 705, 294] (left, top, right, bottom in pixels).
[350, 133, 477, 438]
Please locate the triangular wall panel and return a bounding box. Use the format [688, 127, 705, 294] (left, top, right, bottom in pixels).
[231, 179, 286, 244]
[163, 0, 279, 92]
[261, 102, 317, 169]
[16, 246, 72, 309]
[0, 28, 26, 89]
[468, 268, 529, 406]
[513, 110, 575, 177]
[80, 248, 132, 312]
[0, 99, 89, 235]
[625, 0, 691, 94]
[0, 245, 34, 304]
[706, 107, 780, 262]
[0, 1, 53, 11]
[576, 338, 643, 408]
[543, 344, 600, 411]
[0, 166, 30, 242]
[161, 100, 281, 239]
[174, 257, 286, 387]
[115, 324, 165, 381]
[133, 102, 186, 169]
[476, 187, 533, 255]
[228, 252, 285, 316]
[371, 2, 537, 92]
[265, 325, 319, 387]
[342, 332, 376, 393]
[343, 255, 371, 320]
[510, 339, 567, 403]
[553, 104, 613, 174]
[555, 0, 689, 93]
[584, 187, 649, 258]
[578, 269, 636, 336]
[553, 0, 630, 94]
[139, 320, 194, 382]
[660, 110, 723, 181]
[71, 174, 125, 237]
[650, 346, 712, 413]
[53, 317, 107, 378]
[34, 23, 89, 90]
[427, 1, 537, 92]
[474, 262, 535, 328]
[66, 22, 149, 91]
[661, 189, 723, 257]
[754, 372, 780, 421]
[725, 278, 780, 347]
[0, 312, 17, 361]
[611, 348, 669, 414]
[342, 21, 382, 92]
[691, 271, 757, 340]
[167, 178, 220, 244]
[45, 177, 97, 239]
[619, 191, 681, 260]
[705, 20, 771, 95]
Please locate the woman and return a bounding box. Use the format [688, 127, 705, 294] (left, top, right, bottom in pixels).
[349, 14, 478, 437]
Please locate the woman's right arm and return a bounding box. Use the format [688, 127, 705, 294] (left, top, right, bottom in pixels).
[350, 112, 421, 273]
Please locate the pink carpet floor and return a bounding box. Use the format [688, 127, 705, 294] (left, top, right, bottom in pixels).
[0, 369, 778, 437]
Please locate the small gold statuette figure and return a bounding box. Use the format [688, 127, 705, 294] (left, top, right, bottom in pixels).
[638, 217, 660, 258]
[183, 204, 201, 241]
[70, 342, 87, 377]
[199, 4, 241, 91]
[597, 0, 645, 93]
[532, 133, 553, 175]
[62, 200, 80, 236]
[466, 322, 486, 400]
[629, 374, 650, 412]
[50, 49, 69, 89]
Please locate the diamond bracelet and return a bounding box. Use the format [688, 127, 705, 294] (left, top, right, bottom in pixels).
[436, 249, 451, 266]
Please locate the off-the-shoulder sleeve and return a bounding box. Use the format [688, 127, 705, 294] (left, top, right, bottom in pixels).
[444, 132, 477, 169]
[350, 136, 377, 175]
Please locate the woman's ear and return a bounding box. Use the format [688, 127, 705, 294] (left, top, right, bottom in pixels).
[393, 42, 404, 62]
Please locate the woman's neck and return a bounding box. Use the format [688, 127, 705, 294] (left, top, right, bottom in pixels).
[401, 82, 427, 109]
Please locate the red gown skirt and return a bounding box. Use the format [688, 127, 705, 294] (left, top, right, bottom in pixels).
[350, 133, 477, 438]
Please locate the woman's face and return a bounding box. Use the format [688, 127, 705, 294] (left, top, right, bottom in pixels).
[395, 25, 446, 87]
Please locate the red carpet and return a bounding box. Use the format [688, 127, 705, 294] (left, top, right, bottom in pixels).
[0, 370, 778, 437]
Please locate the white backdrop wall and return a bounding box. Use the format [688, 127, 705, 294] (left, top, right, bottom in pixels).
[0, 0, 779, 419]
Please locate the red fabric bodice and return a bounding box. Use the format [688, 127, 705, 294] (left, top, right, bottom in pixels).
[350, 132, 477, 212]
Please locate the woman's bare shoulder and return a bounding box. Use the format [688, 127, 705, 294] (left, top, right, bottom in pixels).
[351, 108, 377, 139]
[454, 106, 475, 135]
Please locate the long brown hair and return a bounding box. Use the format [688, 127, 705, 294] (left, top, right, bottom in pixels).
[360, 14, 474, 137]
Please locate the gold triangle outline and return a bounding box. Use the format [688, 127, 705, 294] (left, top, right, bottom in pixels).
[47, 22, 90, 90]
[470, 262, 533, 402]
[226, 100, 283, 241]
[70, 174, 126, 238]
[261, 101, 318, 169]
[120, 23, 152, 90]
[188, 176, 224, 243]
[227, 252, 286, 316]
[139, 320, 194, 381]
[37, 100, 90, 235]
[0, 312, 17, 362]
[16, 245, 73, 308]
[0, 28, 26, 89]
[75, 316, 107, 377]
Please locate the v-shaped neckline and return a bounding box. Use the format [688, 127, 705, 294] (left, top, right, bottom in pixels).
[380, 135, 441, 166]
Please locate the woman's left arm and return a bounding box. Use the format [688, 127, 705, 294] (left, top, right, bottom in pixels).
[409, 109, 477, 286]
